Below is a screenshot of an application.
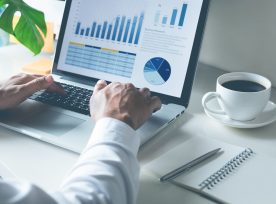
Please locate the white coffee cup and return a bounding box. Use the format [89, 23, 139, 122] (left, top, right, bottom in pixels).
[202, 72, 271, 121]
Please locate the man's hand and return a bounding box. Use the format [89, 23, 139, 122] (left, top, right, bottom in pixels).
[0, 73, 64, 110]
[90, 80, 162, 130]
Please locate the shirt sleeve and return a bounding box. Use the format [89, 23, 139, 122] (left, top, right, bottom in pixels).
[0, 117, 140, 204]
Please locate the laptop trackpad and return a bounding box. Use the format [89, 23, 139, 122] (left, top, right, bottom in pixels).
[21, 109, 85, 136]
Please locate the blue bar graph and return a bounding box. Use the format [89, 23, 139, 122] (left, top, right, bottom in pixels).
[153, 4, 188, 27]
[112, 16, 120, 41]
[74, 12, 144, 45]
[96, 25, 102, 38]
[170, 9, 177, 26]
[106, 24, 112, 40]
[123, 19, 131, 43]
[117, 16, 126, 41]
[128, 16, 138, 44]
[91, 22, 97, 37]
[134, 12, 144, 44]
[162, 16, 167, 25]
[101, 21, 108, 39]
[85, 28, 90, 36]
[75, 22, 81, 34]
[179, 4, 187, 27]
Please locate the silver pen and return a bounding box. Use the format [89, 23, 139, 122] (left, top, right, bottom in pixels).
[160, 148, 221, 182]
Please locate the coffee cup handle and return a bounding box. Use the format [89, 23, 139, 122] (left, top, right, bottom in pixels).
[202, 92, 226, 115]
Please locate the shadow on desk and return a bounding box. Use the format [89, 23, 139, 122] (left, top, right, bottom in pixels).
[226, 121, 276, 141]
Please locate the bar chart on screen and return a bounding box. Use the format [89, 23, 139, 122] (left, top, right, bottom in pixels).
[63, 0, 149, 77]
[74, 12, 144, 45]
[154, 2, 188, 28]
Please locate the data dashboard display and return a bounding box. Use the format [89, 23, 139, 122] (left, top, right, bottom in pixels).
[57, 0, 204, 98]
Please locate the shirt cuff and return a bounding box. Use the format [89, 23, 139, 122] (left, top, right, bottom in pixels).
[85, 117, 140, 155]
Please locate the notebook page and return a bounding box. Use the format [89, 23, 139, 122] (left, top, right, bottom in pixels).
[0, 161, 15, 179]
[145, 136, 245, 190]
[203, 153, 276, 204]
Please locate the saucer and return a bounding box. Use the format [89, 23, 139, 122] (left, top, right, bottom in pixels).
[203, 99, 276, 128]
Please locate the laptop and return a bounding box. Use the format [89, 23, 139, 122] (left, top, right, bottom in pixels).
[0, 0, 210, 153]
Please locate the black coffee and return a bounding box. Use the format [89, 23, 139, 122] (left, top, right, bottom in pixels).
[222, 80, 266, 92]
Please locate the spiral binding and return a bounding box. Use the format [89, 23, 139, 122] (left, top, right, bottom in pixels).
[199, 148, 254, 190]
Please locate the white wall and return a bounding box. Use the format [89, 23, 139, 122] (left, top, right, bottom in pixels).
[199, 0, 276, 86]
[24, 0, 65, 36]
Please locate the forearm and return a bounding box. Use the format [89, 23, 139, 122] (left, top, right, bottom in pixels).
[0, 118, 140, 204]
[54, 118, 140, 204]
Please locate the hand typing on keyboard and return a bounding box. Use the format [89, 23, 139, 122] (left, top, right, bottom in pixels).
[0, 73, 162, 127]
[90, 80, 162, 130]
[0, 73, 64, 110]
[0, 74, 162, 204]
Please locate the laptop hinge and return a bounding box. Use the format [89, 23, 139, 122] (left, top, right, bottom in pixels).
[60, 75, 97, 87]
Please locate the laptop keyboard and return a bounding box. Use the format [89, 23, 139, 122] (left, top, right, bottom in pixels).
[29, 83, 92, 115]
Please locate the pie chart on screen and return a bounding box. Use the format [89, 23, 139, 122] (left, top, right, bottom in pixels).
[144, 57, 171, 85]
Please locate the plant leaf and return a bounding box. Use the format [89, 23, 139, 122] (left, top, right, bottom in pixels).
[0, 0, 47, 55]
[0, 0, 8, 7]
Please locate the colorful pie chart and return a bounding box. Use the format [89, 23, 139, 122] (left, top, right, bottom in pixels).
[144, 57, 171, 85]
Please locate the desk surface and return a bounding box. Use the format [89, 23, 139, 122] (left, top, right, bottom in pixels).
[0, 44, 275, 204]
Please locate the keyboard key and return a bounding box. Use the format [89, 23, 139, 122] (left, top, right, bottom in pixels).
[29, 83, 92, 115]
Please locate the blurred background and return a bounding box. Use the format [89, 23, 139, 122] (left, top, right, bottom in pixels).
[1, 0, 275, 86]
[200, 0, 276, 86]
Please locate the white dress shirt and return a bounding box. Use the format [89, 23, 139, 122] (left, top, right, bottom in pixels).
[0, 118, 140, 204]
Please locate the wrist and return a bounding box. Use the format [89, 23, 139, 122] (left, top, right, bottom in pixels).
[94, 113, 135, 129]
[87, 117, 140, 155]
[120, 113, 135, 129]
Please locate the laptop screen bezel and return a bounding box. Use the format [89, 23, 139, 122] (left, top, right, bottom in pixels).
[52, 0, 210, 107]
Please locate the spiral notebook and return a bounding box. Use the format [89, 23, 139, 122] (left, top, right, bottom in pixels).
[145, 136, 276, 204]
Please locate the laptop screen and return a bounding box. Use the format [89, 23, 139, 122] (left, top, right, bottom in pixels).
[54, 0, 208, 105]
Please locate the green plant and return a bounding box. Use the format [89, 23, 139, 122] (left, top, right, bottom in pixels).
[0, 0, 46, 55]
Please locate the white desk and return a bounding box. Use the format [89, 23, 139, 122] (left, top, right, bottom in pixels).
[0, 44, 275, 204]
